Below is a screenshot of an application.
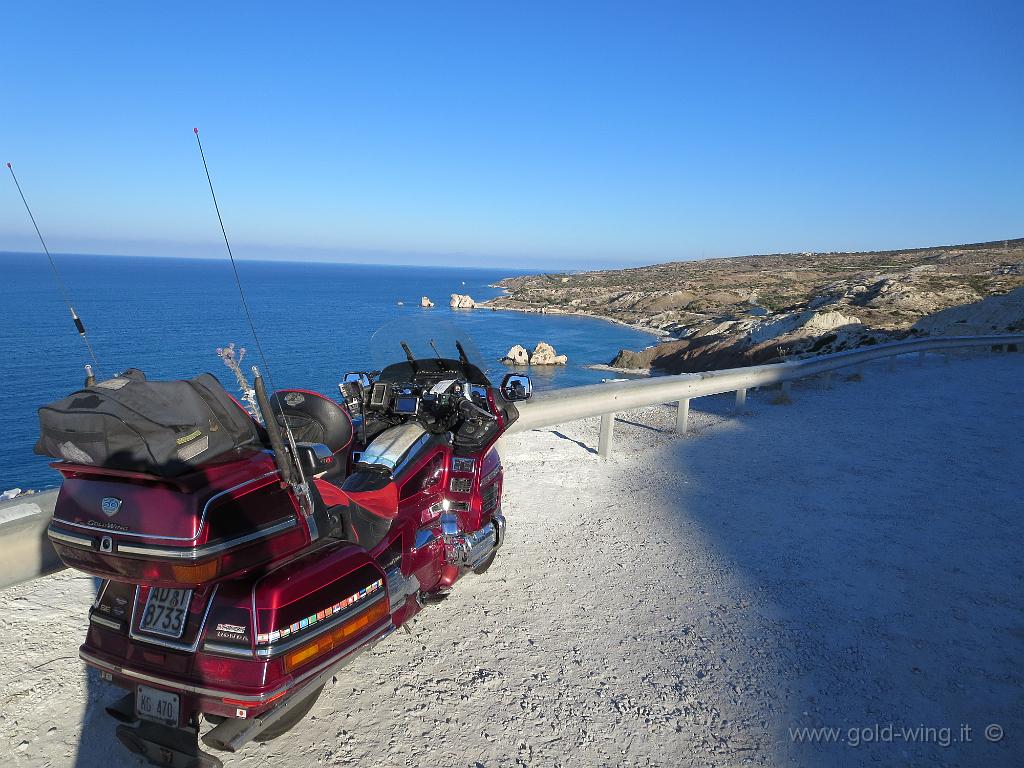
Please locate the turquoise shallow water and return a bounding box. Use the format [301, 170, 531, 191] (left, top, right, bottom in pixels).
[0, 252, 655, 489]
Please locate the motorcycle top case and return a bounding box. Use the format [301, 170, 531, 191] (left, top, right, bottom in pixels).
[36, 369, 261, 477]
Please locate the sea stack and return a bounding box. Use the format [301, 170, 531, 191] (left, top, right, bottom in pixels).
[529, 342, 567, 365]
[501, 345, 530, 366]
[450, 293, 477, 308]
[421, 296, 434, 307]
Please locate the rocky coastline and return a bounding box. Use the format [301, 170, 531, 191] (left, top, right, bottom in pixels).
[481, 238, 1024, 373]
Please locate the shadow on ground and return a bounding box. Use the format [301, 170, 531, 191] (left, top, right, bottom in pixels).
[643, 358, 1022, 765]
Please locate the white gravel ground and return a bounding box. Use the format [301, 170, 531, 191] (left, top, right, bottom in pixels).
[1, 351, 1021, 767]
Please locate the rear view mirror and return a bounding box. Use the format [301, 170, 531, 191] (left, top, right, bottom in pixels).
[341, 371, 372, 389]
[500, 373, 532, 401]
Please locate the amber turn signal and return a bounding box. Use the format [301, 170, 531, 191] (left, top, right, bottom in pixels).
[170, 558, 219, 583]
[283, 599, 389, 673]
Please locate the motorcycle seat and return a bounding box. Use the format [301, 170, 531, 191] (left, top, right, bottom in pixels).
[270, 389, 353, 483]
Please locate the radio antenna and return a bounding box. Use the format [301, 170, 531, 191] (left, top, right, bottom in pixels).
[192, 129, 313, 511]
[192, 129, 277, 392]
[6, 162, 100, 372]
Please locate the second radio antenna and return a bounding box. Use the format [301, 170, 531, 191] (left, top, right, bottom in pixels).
[6, 162, 100, 372]
[192, 128, 276, 390]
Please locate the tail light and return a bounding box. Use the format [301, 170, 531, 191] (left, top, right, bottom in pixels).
[49, 525, 307, 588]
[193, 654, 276, 690]
[222, 688, 288, 711]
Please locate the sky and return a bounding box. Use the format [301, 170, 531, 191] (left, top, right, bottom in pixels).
[1, 1, 1021, 269]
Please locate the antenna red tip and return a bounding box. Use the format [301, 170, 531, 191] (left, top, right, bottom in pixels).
[194, 127, 199, 134]
[5, 162, 10, 169]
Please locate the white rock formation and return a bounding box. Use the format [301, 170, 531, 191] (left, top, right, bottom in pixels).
[420, 296, 434, 307]
[529, 342, 568, 365]
[450, 293, 477, 308]
[749, 310, 861, 344]
[501, 345, 530, 366]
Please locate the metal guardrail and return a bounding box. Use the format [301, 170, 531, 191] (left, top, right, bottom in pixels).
[0, 333, 1020, 591]
[0, 490, 61, 589]
[506, 334, 1024, 458]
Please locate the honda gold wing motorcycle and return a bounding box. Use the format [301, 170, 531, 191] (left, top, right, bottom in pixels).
[38, 326, 532, 767]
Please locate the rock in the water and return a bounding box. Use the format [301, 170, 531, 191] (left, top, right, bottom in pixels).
[529, 342, 567, 365]
[608, 349, 653, 370]
[450, 293, 477, 308]
[501, 345, 530, 366]
[420, 296, 434, 307]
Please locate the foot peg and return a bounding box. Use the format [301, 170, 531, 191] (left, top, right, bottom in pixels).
[419, 589, 450, 604]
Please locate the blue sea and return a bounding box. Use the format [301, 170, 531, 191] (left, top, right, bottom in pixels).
[0, 252, 655, 490]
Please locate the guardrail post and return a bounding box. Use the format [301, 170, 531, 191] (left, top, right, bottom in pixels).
[918, 351, 926, 366]
[781, 380, 791, 398]
[675, 399, 690, 434]
[735, 388, 747, 411]
[598, 413, 616, 459]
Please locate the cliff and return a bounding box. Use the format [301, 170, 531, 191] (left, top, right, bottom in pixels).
[485, 238, 1024, 372]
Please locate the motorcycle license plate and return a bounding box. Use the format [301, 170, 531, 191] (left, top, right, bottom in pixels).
[139, 588, 192, 639]
[135, 684, 180, 726]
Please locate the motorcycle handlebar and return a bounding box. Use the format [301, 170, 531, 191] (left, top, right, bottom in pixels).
[458, 397, 497, 423]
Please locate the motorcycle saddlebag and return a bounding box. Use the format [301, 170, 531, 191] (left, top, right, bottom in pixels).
[35, 369, 261, 477]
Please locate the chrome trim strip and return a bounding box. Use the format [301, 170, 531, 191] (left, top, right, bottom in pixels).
[128, 584, 220, 653]
[116, 518, 297, 560]
[80, 620, 394, 704]
[254, 591, 388, 657]
[90, 614, 122, 630]
[48, 527, 95, 549]
[202, 641, 255, 658]
[52, 470, 279, 543]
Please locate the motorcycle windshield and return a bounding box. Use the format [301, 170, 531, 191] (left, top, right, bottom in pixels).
[368, 317, 492, 386]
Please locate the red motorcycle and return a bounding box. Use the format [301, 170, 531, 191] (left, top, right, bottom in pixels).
[39, 326, 532, 767]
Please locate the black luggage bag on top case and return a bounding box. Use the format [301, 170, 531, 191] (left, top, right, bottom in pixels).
[35, 369, 261, 477]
